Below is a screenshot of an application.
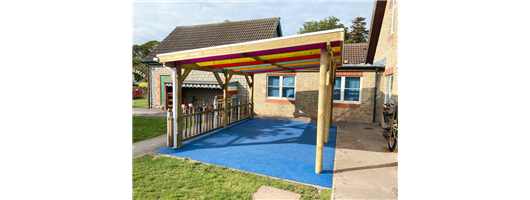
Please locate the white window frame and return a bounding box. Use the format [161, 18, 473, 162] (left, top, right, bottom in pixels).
[391, 0, 397, 35]
[266, 75, 296, 100]
[384, 75, 393, 104]
[333, 76, 362, 104]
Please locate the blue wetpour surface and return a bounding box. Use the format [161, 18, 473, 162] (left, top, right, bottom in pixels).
[155, 118, 337, 188]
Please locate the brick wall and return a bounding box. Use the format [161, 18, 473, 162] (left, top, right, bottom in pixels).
[373, 0, 398, 124]
[182, 88, 222, 103]
[253, 71, 383, 123]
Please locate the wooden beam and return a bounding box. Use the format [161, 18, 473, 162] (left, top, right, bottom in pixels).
[180, 69, 192, 84]
[181, 63, 200, 69]
[199, 66, 213, 71]
[315, 44, 329, 174]
[244, 74, 252, 86]
[163, 61, 175, 68]
[226, 70, 234, 84]
[212, 71, 224, 89]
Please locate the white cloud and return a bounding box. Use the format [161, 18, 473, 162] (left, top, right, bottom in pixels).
[133, 1, 374, 45]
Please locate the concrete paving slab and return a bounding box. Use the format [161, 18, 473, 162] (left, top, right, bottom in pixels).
[331, 122, 398, 200]
[251, 186, 301, 200]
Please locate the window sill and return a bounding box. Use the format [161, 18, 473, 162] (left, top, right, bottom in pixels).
[266, 98, 295, 104]
[333, 102, 361, 109]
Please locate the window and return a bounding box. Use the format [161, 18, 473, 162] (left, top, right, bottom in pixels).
[384, 75, 393, 104]
[333, 76, 361, 103]
[391, 0, 397, 35]
[267, 75, 295, 99]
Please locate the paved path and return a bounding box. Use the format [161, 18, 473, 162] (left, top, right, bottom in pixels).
[331, 122, 398, 199]
[251, 186, 301, 200]
[133, 135, 167, 158]
[133, 106, 167, 118]
[132, 107, 167, 158]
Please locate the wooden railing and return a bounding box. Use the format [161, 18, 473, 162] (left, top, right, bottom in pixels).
[181, 99, 250, 140]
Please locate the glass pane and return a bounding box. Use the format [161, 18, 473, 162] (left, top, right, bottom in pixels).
[344, 89, 360, 101]
[267, 87, 279, 97]
[334, 78, 341, 89]
[333, 89, 341, 100]
[268, 76, 280, 86]
[283, 76, 295, 86]
[282, 87, 295, 98]
[345, 77, 360, 88]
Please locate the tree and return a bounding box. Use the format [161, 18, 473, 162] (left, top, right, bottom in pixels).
[298, 16, 351, 43]
[349, 17, 369, 43]
[132, 40, 160, 82]
[223, 20, 230, 23]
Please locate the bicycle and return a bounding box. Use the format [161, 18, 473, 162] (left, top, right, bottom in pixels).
[382, 99, 398, 152]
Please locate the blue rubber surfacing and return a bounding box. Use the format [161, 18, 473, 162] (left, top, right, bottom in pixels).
[155, 118, 337, 188]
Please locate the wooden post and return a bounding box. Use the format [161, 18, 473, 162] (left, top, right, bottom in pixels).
[223, 71, 228, 129]
[324, 52, 332, 144]
[250, 74, 254, 119]
[168, 115, 173, 147]
[175, 64, 183, 148]
[329, 63, 336, 127]
[315, 44, 329, 174]
[245, 74, 254, 119]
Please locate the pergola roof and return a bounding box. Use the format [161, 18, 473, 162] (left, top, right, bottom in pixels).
[156, 28, 345, 75]
[161, 28, 343, 174]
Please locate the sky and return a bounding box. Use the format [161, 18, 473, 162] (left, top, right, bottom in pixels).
[133, 0, 374, 45]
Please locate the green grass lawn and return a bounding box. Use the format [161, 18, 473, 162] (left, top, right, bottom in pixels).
[133, 98, 148, 107]
[133, 154, 331, 200]
[133, 117, 167, 143]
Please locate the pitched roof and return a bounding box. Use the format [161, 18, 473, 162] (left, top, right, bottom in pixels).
[144, 17, 281, 63]
[342, 43, 367, 64]
[365, 0, 387, 64]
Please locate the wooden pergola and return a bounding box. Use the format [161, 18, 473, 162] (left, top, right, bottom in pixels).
[155, 28, 344, 174]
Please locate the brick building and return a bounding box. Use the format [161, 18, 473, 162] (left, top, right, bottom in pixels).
[364, 0, 398, 124]
[143, 17, 283, 109]
[252, 43, 383, 123]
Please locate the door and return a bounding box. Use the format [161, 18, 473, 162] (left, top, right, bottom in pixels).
[160, 75, 170, 107]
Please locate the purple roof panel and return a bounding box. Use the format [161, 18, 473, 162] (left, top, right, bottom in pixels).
[180, 40, 341, 64]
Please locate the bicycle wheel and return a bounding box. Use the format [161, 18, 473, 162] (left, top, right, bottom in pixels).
[388, 124, 398, 152]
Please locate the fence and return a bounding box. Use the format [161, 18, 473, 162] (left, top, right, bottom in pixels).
[180, 99, 250, 140]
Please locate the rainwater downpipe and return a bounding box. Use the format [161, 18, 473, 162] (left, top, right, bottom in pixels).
[163, 62, 178, 149]
[372, 68, 378, 123]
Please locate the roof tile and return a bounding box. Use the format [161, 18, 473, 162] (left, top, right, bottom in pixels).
[342, 43, 367, 64]
[145, 17, 280, 62]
